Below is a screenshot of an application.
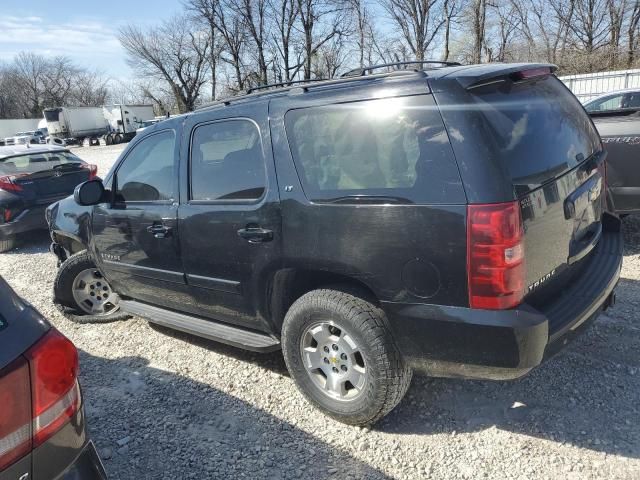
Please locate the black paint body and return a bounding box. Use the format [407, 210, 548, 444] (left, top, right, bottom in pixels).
[47, 64, 622, 380]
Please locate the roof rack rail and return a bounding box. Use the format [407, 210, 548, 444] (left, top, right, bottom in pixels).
[341, 60, 462, 78]
[196, 67, 429, 111]
[245, 78, 328, 95]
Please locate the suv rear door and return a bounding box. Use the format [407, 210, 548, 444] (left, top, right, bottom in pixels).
[178, 101, 282, 332]
[433, 69, 606, 308]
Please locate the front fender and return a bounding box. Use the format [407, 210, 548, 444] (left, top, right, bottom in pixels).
[47, 195, 93, 255]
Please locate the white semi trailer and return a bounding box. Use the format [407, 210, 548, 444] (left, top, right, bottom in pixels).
[103, 104, 155, 144]
[0, 118, 42, 146]
[44, 107, 108, 146]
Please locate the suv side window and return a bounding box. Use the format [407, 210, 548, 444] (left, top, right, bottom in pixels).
[190, 120, 265, 201]
[115, 130, 176, 202]
[285, 95, 464, 204]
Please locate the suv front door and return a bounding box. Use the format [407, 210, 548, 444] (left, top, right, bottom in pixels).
[178, 102, 281, 332]
[91, 129, 191, 309]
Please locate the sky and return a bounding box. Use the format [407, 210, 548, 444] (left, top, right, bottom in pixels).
[0, 0, 180, 79]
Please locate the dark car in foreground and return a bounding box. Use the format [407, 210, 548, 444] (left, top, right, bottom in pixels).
[0, 275, 107, 479]
[48, 61, 622, 426]
[584, 89, 640, 214]
[0, 145, 97, 252]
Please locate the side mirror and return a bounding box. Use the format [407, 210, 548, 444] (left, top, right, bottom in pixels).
[74, 179, 106, 206]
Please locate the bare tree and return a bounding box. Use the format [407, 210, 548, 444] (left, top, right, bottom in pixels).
[312, 35, 349, 76]
[230, 0, 270, 84]
[628, 1, 640, 66]
[485, 0, 521, 62]
[470, 0, 487, 63]
[565, 0, 610, 54]
[13, 52, 48, 117]
[215, 1, 248, 90]
[119, 15, 210, 112]
[381, 0, 446, 61]
[71, 71, 110, 106]
[349, 0, 371, 68]
[442, 0, 464, 60]
[41, 56, 79, 107]
[185, 0, 224, 99]
[269, 0, 303, 82]
[297, 0, 347, 79]
[510, 0, 574, 64]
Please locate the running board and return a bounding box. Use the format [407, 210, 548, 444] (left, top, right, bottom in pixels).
[120, 300, 281, 353]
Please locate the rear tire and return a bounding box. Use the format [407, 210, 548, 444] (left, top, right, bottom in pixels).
[0, 237, 16, 253]
[114, 134, 122, 144]
[282, 288, 412, 426]
[105, 134, 113, 145]
[53, 250, 129, 323]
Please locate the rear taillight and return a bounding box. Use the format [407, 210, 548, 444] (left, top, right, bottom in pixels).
[0, 360, 31, 471]
[467, 201, 525, 310]
[82, 164, 98, 180]
[25, 329, 80, 447]
[0, 329, 79, 471]
[0, 174, 26, 193]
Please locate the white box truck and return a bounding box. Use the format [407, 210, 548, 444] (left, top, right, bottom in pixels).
[103, 104, 155, 144]
[43, 107, 108, 146]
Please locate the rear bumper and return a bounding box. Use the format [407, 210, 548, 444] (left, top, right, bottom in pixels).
[610, 186, 640, 214]
[383, 225, 623, 381]
[54, 441, 107, 480]
[0, 205, 48, 239]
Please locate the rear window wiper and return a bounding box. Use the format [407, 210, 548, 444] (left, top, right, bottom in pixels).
[321, 194, 414, 204]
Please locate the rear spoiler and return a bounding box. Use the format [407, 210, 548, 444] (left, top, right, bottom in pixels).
[458, 63, 558, 91]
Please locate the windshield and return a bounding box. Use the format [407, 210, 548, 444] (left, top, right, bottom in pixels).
[0, 151, 83, 174]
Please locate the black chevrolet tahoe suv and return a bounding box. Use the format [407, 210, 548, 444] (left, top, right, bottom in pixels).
[46, 62, 623, 426]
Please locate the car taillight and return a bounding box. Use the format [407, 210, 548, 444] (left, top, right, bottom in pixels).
[0, 174, 26, 193]
[25, 329, 80, 447]
[0, 329, 80, 471]
[467, 201, 525, 310]
[82, 164, 98, 180]
[0, 360, 32, 471]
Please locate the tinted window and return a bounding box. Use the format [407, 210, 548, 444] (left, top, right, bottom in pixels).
[190, 120, 265, 201]
[0, 151, 84, 174]
[115, 130, 176, 202]
[623, 92, 640, 109]
[585, 94, 624, 112]
[285, 95, 463, 204]
[470, 76, 601, 186]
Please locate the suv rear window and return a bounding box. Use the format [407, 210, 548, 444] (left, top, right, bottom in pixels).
[285, 95, 464, 204]
[470, 76, 600, 187]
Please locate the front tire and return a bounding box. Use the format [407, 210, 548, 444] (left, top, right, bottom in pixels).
[282, 289, 412, 426]
[53, 250, 129, 323]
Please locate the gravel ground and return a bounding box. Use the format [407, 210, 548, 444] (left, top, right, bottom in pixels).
[1, 144, 639, 479]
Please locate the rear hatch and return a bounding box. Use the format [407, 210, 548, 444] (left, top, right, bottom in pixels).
[436, 68, 605, 307]
[0, 151, 93, 203]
